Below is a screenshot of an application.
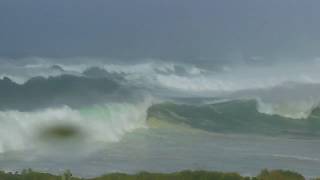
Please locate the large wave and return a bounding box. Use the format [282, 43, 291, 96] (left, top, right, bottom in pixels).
[147, 99, 320, 136]
[256, 98, 319, 119]
[3, 57, 320, 95]
[0, 101, 151, 153]
[229, 82, 320, 119]
[0, 74, 123, 110]
[2, 57, 320, 146]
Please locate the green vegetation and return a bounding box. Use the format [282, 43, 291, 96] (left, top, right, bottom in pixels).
[256, 169, 305, 180]
[92, 171, 246, 180]
[0, 169, 308, 180]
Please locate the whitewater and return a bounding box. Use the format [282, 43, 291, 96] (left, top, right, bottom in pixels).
[1, 57, 320, 177]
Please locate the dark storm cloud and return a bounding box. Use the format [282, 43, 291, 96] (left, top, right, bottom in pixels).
[1, 0, 320, 64]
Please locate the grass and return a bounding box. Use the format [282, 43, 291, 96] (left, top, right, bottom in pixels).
[0, 169, 309, 180]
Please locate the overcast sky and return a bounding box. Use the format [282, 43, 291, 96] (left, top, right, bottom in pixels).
[1, 0, 320, 64]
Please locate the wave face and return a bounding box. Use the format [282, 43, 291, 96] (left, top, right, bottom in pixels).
[0, 101, 150, 153]
[229, 82, 320, 119]
[2, 57, 320, 152]
[3, 57, 320, 94]
[0, 75, 123, 110]
[256, 98, 318, 119]
[147, 100, 320, 136]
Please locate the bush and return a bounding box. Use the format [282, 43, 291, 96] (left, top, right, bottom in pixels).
[0, 169, 308, 180]
[257, 169, 305, 180]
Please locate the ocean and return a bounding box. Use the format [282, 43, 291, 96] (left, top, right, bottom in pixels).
[0, 57, 320, 178]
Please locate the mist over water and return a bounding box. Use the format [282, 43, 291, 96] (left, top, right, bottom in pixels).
[1, 0, 320, 178]
[1, 59, 320, 176]
[0, 57, 320, 143]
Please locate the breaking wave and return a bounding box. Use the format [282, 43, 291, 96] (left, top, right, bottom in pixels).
[1, 57, 320, 153]
[256, 98, 319, 119]
[147, 99, 320, 136]
[231, 82, 320, 119]
[3, 57, 320, 94]
[0, 101, 151, 153]
[0, 74, 122, 110]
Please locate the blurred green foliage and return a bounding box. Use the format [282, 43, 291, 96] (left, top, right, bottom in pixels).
[0, 169, 307, 180]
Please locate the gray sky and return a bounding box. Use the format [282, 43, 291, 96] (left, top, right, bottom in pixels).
[1, 0, 320, 64]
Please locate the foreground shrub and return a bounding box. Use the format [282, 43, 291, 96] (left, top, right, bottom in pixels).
[93, 170, 246, 180]
[0, 169, 307, 180]
[257, 169, 305, 180]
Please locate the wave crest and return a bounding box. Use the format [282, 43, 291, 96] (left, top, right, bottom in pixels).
[256, 98, 319, 119]
[0, 100, 151, 153]
[147, 99, 320, 136]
